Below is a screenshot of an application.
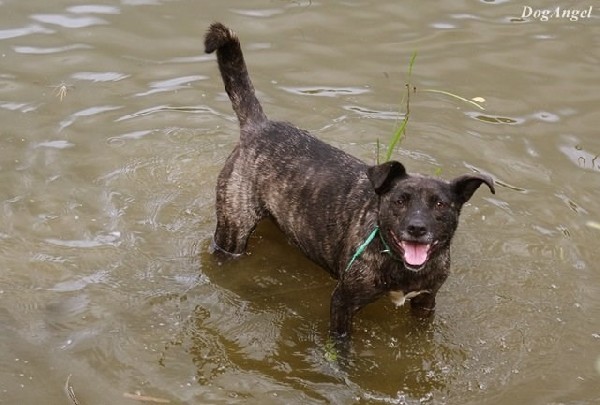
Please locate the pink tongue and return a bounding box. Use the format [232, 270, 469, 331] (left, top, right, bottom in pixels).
[402, 242, 429, 266]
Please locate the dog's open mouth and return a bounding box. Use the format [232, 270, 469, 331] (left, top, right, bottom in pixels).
[390, 231, 433, 271]
[400, 241, 430, 268]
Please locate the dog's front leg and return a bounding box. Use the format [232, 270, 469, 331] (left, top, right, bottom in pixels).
[409, 291, 437, 318]
[329, 283, 357, 341]
[329, 280, 376, 342]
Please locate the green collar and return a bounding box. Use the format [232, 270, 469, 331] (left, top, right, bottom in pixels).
[344, 226, 401, 272]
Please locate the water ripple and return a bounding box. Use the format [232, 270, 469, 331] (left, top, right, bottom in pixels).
[44, 231, 121, 248]
[50, 270, 111, 292]
[31, 13, 108, 29]
[465, 112, 523, 124]
[66, 5, 121, 15]
[35, 140, 75, 149]
[281, 86, 370, 98]
[71, 71, 130, 82]
[0, 24, 53, 40]
[107, 130, 154, 145]
[344, 105, 402, 120]
[13, 44, 92, 55]
[0, 102, 39, 113]
[531, 111, 560, 123]
[135, 75, 207, 97]
[59, 105, 123, 131]
[122, 0, 164, 6]
[115, 105, 219, 122]
[431, 22, 457, 29]
[231, 8, 285, 17]
[559, 144, 600, 172]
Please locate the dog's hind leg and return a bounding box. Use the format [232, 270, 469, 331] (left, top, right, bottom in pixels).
[212, 201, 261, 257]
[211, 149, 263, 257]
[212, 218, 258, 257]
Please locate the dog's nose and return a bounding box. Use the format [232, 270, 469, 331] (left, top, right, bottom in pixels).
[407, 221, 427, 238]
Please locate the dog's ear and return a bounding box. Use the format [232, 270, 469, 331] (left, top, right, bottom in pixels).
[451, 174, 495, 205]
[367, 161, 407, 195]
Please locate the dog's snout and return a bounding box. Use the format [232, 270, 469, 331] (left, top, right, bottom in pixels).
[407, 220, 427, 238]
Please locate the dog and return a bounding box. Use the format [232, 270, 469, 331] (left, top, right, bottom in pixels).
[204, 23, 495, 342]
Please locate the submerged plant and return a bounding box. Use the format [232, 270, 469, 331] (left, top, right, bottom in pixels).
[323, 339, 339, 363]
[382, 51, 417, 163]
[380, 52, 486, 167]
[422, 88, 485, 110]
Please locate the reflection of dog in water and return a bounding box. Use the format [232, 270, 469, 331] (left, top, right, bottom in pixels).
[204, 23, 495, 343]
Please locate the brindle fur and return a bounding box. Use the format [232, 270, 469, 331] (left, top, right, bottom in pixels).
[204, 23, 495, 342]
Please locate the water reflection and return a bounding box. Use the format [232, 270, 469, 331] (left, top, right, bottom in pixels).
[559, 144, 600, 172]
[281, 86, 370, 97]
[466, 112, 521, 124]
[0, 24, 53, 40]
[191, 223, 459, 402]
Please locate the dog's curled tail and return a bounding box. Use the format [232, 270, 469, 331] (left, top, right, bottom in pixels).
[205, 23, 267, 127]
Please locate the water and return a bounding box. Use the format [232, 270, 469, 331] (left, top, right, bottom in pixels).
[1, 1, 599, 404]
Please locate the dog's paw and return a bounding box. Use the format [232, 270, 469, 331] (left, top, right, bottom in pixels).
[209, 238, 243, 259]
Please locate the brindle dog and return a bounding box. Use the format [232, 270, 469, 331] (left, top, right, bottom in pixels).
[204, 23, 495, 342]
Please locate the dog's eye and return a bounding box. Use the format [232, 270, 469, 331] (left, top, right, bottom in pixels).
[395, 195, 409, 206]
[435, 200, 447, 209]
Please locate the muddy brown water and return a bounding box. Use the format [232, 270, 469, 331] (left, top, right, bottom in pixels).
[1, 1, 599, 404]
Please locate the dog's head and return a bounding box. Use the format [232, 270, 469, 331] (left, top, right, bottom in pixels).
[367, 161, 495, 272]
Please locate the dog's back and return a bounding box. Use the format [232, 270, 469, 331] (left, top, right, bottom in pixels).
[205, 23, 376, 272]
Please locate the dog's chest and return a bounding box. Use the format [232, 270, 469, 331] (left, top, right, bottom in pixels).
[388, 290, 428, 307]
